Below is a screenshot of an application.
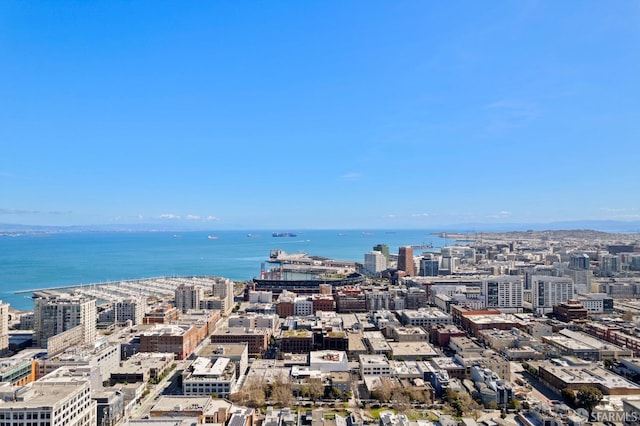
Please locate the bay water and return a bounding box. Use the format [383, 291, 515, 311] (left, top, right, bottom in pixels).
[0, 229, 453, 311]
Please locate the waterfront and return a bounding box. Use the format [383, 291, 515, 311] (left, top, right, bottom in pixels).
[0, 229, 450, 311]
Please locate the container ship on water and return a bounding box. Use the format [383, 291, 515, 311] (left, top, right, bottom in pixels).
[272, 232, 297, 237]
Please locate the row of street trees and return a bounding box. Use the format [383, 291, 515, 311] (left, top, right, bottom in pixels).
[231, 373, 348, 409]
[369, 377, 431, 413]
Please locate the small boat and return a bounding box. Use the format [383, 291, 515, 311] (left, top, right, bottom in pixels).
[247, 233, 261, 238]
[207, 235, 219, 240]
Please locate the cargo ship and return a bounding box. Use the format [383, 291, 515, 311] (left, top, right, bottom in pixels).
[272, 232, 297, 237]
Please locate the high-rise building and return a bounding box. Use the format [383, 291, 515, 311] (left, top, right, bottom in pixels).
[373, 244, 390, 260]
[419, 254, 439, 277]
[0, 301, 9, 354]
[631, 255, 640, 271]
[33, 291, 97, 348]
[482, 277, 523, 310]
[532, 276, 574, 314]
[569, 253, 590, 270]
[364, 250, 387, 275]
[212, 278, 235, 315]
[175, 284, 205, 313]
[600, 254, 622, 275]
[98, 297, 146, 325]
[114, 297, 146, 325]
[398, 246, 415, 276]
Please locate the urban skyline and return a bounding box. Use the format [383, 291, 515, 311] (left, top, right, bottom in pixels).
[1, 2, 639, 229]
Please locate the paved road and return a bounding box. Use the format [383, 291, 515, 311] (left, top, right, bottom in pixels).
[520, 371, 559, 406]
[129, 362, 184, 419]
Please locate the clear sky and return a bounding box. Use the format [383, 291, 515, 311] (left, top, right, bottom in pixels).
[1, 1, 639, 230]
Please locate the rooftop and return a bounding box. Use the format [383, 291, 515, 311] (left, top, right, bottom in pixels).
[542, 363, 640, 391]
[309, 351, 347, 364]
[196, 343, 248, 358]
[359, 354, 390, 365]
[281, 329, 313, 338]
[401, 309, 451, 319]
[389, 341, 438, 358]
[0, 380, 90, 409]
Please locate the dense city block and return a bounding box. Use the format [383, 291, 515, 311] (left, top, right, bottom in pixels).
[4, 230, 640, 425]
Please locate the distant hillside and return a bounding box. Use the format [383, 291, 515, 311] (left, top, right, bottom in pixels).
[442, 220, 640, 234]
[477, 229, 640, 241]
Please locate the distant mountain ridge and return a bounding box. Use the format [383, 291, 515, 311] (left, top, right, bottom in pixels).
[3, 219, 640, 235]
[439, 220, 640, 234]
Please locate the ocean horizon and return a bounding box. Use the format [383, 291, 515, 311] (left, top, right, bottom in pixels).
[0, 229, 453, 311]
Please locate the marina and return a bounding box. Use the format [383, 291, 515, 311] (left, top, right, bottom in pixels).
[16, 276, 219, 306]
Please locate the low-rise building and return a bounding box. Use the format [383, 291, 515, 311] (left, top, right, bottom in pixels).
[195, 343, 249, 378]
[150, 396, 232, 424]
[359, 354, 391, 376]
[542, 329, 632, 361]
[388, 326, 429, 342]
[143, 305, 180, 324]
[110, 352, 174, 385]
[429, 325, 467, 347]
[0, 368, 97, 426]
[363, 331, 392, 355]
[449, 336, 483, 354]
[0, 349, 39, 386]
[182, 357, 237, 398]
[388, 341, 438, 361]
[92, 390, 125, 426]
[429, 357, 466, 380]
[459, 313, 520, 338]
[552, 300, 589, 322]
[36, 339, 121, 382]
[539, 359, 640, 395]
[279, 328, 313, 354]
[140, 324, 198, 360]
[309, 350, 349, 373]
[335, 287, 367, 313]
[210, 328, 270, 356]
[399, 309, 452, 328]
[479, 328, 533, 351]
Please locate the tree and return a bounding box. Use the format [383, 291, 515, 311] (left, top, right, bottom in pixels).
[445, 389, 460, 404]
[577, 386, 603, 417]
[444, 389, 480, 418]
[330, 386, 342, 399]
[308, 378, 325, 400]
[451, 399, 464, 417]
[391, 388, 411, 415]
[271, 372, 294, 407]
[561, 388, 576, 407]
[372, 378, 393, 403]
[232, 376, 266, 408]
[623, 310, 634, 321]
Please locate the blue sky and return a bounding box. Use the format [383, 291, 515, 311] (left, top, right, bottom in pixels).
[1, 1, 639, 229]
